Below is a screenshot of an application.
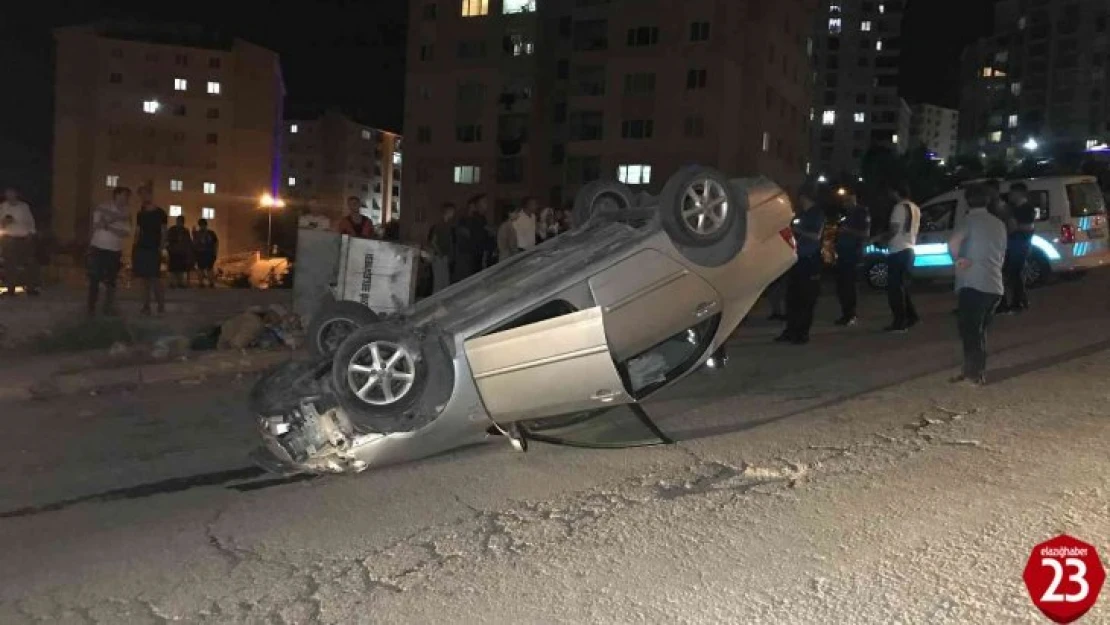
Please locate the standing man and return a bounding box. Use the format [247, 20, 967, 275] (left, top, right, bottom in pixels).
[336, 196, 375, 239]
[948, 183, 1007, 386]
[881, 183, 921, 333]
[997, 182, 1036, 314]
[88, 187, 133, 316]
[833, 188, 871, 326]
[166, 215, 193, 288]
[466, 194, 492, 270]
[0, 187, 40, 295]
[514, 197, 538, 253]
[427, 203, 455, 292]
[497, 206, 518, 264]
[777, 188, 825, 345]
[192, 218, 219, 288]
[132, 183, 168, 315]
[452, 200, 476, 283]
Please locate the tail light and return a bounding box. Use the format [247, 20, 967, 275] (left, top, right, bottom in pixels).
[779, 227, 796, 250]
[1060, 224, 1076, 244]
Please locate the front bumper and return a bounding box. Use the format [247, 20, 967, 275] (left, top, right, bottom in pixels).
[254, 400, 373, 475]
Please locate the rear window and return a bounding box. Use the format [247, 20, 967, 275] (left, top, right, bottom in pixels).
[1066, 182, 1107, 217]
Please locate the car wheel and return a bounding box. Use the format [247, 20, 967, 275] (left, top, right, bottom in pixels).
[866, 258, 889, 290]
[307, 299, 380, 357]
[1022, 252, 1052, 288]
[658, 166, 747, 266]
[572, 180, 636, 227]
[332, 324, 431, 433]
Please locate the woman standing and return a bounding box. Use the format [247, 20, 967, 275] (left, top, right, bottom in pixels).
[166, 216, 193, 288]
[132, 184, 167, 315]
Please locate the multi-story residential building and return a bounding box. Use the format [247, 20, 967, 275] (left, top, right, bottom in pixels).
[282, 109, 403, 225]
[909, 103, 959, 163]
[52, 22, 284, 256]
[402, 0, 817, 240]
[809, 0, 906, 178]
[960, 0, 1110, 161]
[896, 97, 912, 156]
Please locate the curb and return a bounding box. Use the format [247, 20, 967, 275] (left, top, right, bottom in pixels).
[0, 350, 295, 402]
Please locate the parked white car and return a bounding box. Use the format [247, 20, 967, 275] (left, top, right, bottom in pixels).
[864, 175, 1109, 289]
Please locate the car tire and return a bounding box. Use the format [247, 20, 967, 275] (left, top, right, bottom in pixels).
[249, 356, 336, 417]
[572, 180, 636, 227]
[1022, 252, 1052, 288]
[307, 298, 380, 357]
[658, 166, 747, 267]
[865, 257, 889, 290]
[331, 323, 431, 433]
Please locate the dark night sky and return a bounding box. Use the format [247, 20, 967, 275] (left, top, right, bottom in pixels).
[2, 0, 992, 209]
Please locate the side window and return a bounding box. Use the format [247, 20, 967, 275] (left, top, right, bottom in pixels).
[621, 315, 718, 397]
[488, 299, 577, 335]
[920, 200, 957, 232]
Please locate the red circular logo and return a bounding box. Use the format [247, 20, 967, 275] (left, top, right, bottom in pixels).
[1023, 535, 1106, 623]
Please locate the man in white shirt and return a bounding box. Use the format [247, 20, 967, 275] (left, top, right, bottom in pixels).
[0, 187, 41, 295]
[87, 186, 133, 316]
[881, 183, 921, 333]
[514, 197, 538, 252]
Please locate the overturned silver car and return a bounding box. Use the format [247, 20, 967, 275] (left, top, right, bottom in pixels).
[250, 166, 798, 474]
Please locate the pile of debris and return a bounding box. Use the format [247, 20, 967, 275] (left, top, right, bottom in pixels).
[205, 303, 304, 351]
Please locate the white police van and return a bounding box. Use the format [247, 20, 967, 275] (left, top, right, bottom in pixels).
[864, 175, 1109, 289]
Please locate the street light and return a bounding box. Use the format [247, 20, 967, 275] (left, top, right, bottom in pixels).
[1023, 137, 1039, 152]
[260, 193, 286, 256]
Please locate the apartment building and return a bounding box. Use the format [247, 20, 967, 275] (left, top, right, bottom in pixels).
[402, 0, 817, 240]
[283, 109, 403, 224]
[960, 0, 1110, 160]
[909, 103, 959, 163]
[809, 0, 906, 178]
[52, 22, 284, 256]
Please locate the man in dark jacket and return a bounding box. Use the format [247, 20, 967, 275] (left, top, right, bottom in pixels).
[997, 182, 1036, 314]
[778, 188, 825, 345]
[833, 188, 871, 326]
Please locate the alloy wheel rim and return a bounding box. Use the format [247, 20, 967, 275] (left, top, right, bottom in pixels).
[680, 178, 730, 237]
[346, 340, 417, 406]
[870, 264, 889, 288]
[318, 318, 357, 352]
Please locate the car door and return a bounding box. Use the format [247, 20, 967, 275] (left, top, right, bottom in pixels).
[588, 249, 721, 362]
[463, 306, 633, 425]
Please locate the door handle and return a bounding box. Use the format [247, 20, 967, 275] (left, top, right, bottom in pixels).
[591, 389, 622, 402]
[694, 301, 715, 317]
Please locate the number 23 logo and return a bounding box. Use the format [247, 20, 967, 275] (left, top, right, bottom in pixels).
[1041, 558, 1090, 603]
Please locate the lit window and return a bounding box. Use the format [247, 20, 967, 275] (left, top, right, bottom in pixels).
[879, 3, 885, 14]
[170, 179, 183, 192]
[142, 100, 160, 114]
[461, 0, 489, 17]
[168, 205, 183, 217]
[1018, 16, 1027, 30]
[288, 177, 297, 187]
[393, 152, 402, 166]
[203, 182, 216, 194]
[1011, 82, 1022, 96]
[453, 165, 481, 184]
[290, 124, 299, 134]
[502, 0, 534, 14]
[989, 131, 1002, 143]
[982, 67, 992, 77]
[762, 132, 770, 152]
[828, 18, 842, 34]
[361, 129, 372, 140]
[806, 162, 812, 175]
[617, 164, 652, 185]
[861, 20, 872, 31]
[202, 207, 215, 220]
[174, 78, 188, 91]
[106, 174, 120, 187]
[207, 81, 221, 95]
[854, 112, 865, 123]
[809, 108, 815, 122]
[822, 110, 836, 125]
[875, 39, 883, 51]
[1008, 114, 1018, 128]
[892, 134, 900, 144]
[829, 4, 842, 13]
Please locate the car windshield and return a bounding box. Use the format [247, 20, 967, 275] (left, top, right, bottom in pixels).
[1066, 182, 1107, 217]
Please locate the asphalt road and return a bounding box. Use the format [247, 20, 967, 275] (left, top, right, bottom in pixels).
[1, 273, 1108, 624]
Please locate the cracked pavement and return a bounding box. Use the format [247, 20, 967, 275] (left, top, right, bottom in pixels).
[1, 275, 1109, 623]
